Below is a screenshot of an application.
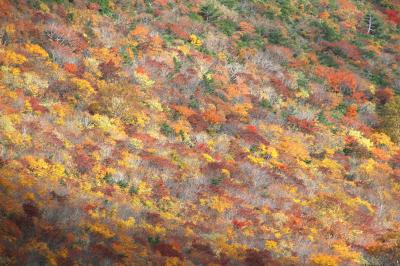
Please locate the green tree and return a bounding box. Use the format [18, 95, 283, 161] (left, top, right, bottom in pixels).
[199, 3, 221, 22]
[379, 96, 400, 143]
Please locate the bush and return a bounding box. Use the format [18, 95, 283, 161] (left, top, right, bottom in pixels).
[160, 123, 174, 137]
[379, 96, 400, 143]
[217, 0, 236, 9]
[311, 21, 340, 42]
[217, 19, 238, 36]
[199, 3, 221, 22]
[267, 28, 287, 45]
[188, 97, 200, 109]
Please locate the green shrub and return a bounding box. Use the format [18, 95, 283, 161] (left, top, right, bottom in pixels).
[311, 21, 341, 42]
[129, 185, 138, 195]
[117, 180, 129, 189]
[199, 3, 221, 22]
[188, 97, 200, 109]
[317, 52, 339, 68]
[188, 12, 204, 22]
[260, 98, 272, 109]
[217, 0, 236, 9]
[379, 96, 400, 143]
[267, 28, 287, 45]
[160, 123, 174, 137]
[217, 19, 238, 36]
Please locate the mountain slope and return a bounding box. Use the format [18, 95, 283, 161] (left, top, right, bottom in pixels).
[1, 0, 400, 265]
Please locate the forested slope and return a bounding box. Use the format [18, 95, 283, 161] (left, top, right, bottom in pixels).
[1, 0, 400, 265]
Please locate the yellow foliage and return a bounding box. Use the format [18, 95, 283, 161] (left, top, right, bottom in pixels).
[359, 158, 377, 175]
[129, 138, 143, 150]
[135, 71, 155, 88]
[25, 43, 48, 58]
[5, 24, 16, 34]
[118, 217, 136, 228]
[177, 45, 190, 56]
[370, 132, 394, 148]
[231, 103, 252, 119]
[209, 196, 232, 213]
[345, 196, 375, 213]
[0, 114, 31, 145]
[310, 254, 339, 266]
[71, 78, 95, 96]
[88, 223, 115, 238]
[137, 181, 152, 196]
[39, 2, 50, 12]
[318, 158, 343, 173]
[190, 34, 203, 47]
[247, 155, 265, 166]
[348, 130, 373, 150]
[217, 52, 227, 61]
[0, 49, 27, 65]
[132, 111, 149, 128]
[145, 99, 163, 111]
[91, 114, 127, 140]
[172, 120, 191, 134]
[259, 144, 279, 158]
[333, 242, 364, 264]
[22, 71, 49, 96]
[221, 168, 230, 177]
[25, 241, 57, 266]
[278, 137, 310, 160]
[265, 240, 280, 253]
[142, 223, 166, 236]
[165, 257, 183, 266]
[202, 153, 215, 163]
[214, 236, 247, 259]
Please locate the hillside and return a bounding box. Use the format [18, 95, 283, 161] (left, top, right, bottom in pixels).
[1, 0, 400, 265]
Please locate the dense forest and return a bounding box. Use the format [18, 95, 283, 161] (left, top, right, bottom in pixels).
[0, 0, 400, 265]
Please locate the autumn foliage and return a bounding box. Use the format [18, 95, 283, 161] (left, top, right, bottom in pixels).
[0, 0, 400, 265]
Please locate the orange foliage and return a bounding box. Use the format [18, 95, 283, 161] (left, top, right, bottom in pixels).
[64, 63, 78, 74]
[315, 65, 357, 92]
[203, 110, 225, 124]
[346, 104, 357, 118]
[172, 105, 196, 117]
[131, 25, 150, 38]
[239, 21, 255, 34]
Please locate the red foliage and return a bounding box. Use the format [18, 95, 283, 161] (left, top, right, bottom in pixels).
[391, 151, 400, 169]
[153, 0, 169, 7]
[352, 91, 368, 103]
[287, 116, 317, 134]
[232, 219, 251, 229]
[3, 220, 23, 239]
[0, 0, 12, 17]
[188, 114, 208, 132]
[384, 9, 400, 25]
[29, 97, 48, 113]
[346, 104, 358, 118]
[99, 60, 119, 80]
[376, 88, 394, 105]
[167, 23, 190, 40]
[244, 249, 277, 266]
[74, 148, 96, 173]
[203, 110, 226, 124]
[23, 202, 41, 218]
[323, 40, 361, 60]
[246, 125, 257, 133]
[87, 3, 100, 11]
[154, 242, 183, 259]
[64, 63, 78, 74]
[315, 65, 357, 93]
[270, 76, 291, 98]
[140, 153, 177, 170]
[239, 130, 269, 146]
